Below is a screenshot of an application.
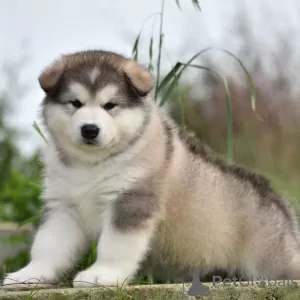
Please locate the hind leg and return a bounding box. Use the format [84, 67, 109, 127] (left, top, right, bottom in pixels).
[268, 232, 300, 280]
[240, 230, 300, 281]
[282, 252, 300, 280]
[257, 232, 300, 281]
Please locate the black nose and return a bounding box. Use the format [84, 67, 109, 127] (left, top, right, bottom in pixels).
[81, 124, 100, 140]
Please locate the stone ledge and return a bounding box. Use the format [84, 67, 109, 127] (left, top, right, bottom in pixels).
[1, 282, 300, 299]
[0, 223, 32, 231]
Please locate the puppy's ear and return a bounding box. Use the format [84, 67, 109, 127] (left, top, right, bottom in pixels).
[123, 60, 153, 97]
[38, 58, 65, 94]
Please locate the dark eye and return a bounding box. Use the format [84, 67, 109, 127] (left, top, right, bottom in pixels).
[103, 102, 117, 110]
[70, 99, 83, 109]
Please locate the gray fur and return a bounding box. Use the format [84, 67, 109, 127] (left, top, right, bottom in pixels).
[41, 50, 147, 106]
[178, 128, 300, 242]
[161, 117, 174, 164]
[113, 182, 160, 231]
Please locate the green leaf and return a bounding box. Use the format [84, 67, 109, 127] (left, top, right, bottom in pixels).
[159, 47, 213, 105]
[159, 47, 258, 122]
[87, 241, 97, 266]
[159, 75, 181, 106]
[18, 215, 40, 227]
[32, 121, 48, 143]
[132, 34, 140, 61]
[216, 48, 261, 121]
[27, 181, 40, 189]
[1, 232, 30, 245]
[176, 0, 182, 10]
[157, 62, 182, 94]
[148, 36, 154, 72]
[25, 286, 40, 299]
[159, 59, 234, 163]
[131, 12, 160, 62]
[175, 0, 200, 11]
[154, 0, 166, 101]
[192, 0, 201, 11]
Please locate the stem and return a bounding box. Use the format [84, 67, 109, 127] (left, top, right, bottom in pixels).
[154, 0, 165, 101]
[227, 99, 233, 164]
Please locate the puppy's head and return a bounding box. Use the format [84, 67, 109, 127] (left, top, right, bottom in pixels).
[39, 50, 153, 161]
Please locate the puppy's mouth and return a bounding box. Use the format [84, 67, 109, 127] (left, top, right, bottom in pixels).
[77, 137, 117, 149]
[83, 139, 98, 146]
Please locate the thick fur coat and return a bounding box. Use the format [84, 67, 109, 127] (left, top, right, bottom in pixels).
[3, 50, 300, 289]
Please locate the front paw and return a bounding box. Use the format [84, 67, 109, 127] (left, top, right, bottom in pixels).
[73, 264, 131, 287]
[2, 264, 57, 290]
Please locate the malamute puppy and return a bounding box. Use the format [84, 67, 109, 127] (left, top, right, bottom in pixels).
[3, 50, 300, 289]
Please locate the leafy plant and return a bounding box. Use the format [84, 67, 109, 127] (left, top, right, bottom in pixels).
[131, 0, 257, 164]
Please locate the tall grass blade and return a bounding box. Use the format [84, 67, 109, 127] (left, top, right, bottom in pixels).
[159, 75, 181, 106]
[157, 62, 182, 95]
[148, 36, 154, 72]
[18, 215, 40, 228]
[159, 47, 214, 105]
[192, 0, 202, 11]
[154, 0, 165, 101]
[158, 48, 257, 162]
[131, 13, 160, 62]
[159, 47, 257, 119]
[27, 181, 40, 189]
[87, 241, 97, 266]
[179, 63, 233, 164]
[132, 34, 140, 61]
[216, 48, 261, 121]
[175, 0, 201, 11]
[175, 0, 182, 10]
[176, 81, 186, 125]
[33, 121, 48, 143]
[25, 287, 40, 300]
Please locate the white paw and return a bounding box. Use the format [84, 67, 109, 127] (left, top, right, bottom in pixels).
[2, 264, 57, 290]
[73, 264, 131, 287]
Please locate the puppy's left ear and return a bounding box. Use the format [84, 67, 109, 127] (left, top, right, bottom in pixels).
[123, 60, 153, 97]
[38, 58, 65, 94]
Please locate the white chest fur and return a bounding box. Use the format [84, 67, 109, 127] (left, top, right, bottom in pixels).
[41, 146, 144, 239]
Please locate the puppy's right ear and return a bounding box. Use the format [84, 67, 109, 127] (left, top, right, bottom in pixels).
[122, 60, 153, 97]
[38, 58, 65, 94]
